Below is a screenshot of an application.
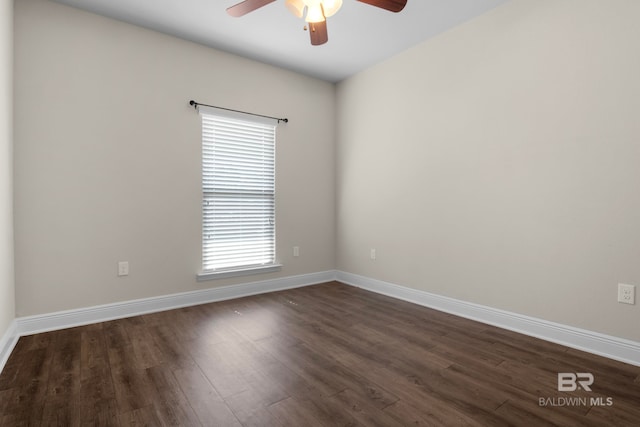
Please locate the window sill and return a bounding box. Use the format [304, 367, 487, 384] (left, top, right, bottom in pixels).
[197, 264, 282, 282]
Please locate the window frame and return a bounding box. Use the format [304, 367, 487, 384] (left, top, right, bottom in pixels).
[196, 107, 281, 281]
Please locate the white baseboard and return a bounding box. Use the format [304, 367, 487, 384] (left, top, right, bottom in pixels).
[336, 271, 640, 367]
[3, 269, 639, 375]
[0, 320, 18, 374]
[14, 270, 337, 337]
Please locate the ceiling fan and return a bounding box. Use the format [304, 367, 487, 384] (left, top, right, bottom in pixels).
[227, 0, 407, 46]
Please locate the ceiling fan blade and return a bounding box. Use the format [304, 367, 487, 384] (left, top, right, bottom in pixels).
[309, 20, 328, 46]
[356, 0, 407, 13]
[227, 0, 277, 17]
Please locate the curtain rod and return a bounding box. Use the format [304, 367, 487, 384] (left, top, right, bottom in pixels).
[189, 100, 288, 124]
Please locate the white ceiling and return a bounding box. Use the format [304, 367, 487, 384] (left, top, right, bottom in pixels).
[52, 0, 510, 82]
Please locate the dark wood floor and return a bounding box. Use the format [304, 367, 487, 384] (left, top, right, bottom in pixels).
[1, 282, 639, 426]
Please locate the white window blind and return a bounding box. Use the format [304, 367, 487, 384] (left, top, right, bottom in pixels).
[200, 112, 276, 273]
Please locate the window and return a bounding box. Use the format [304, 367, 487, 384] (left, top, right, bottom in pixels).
[197, 109, 279, 279]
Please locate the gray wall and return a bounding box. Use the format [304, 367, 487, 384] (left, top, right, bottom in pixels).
[336, 0, 640, 341]
[0, 0, 14, 336]
[14, 0, 336, 316]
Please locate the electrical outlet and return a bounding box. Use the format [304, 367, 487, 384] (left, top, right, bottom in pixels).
[293, 246, 300, 257]
[118, 261, 129, 277]
[370, 248, 376, 260]
[617, 283, 635, 305]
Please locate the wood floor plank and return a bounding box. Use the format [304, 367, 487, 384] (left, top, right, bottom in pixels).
[225, 387, 284, 425]
[119, 404, 164, 427]
[2, 336, 53, 388]
[104, 321, 155, 414]
[77, 324, 119, 424]
[0, 358, 19, 392]
[585, 399, 640, 426]
[80, 325, 112, 381]
[0, 388, 17, 427]
[229, 343, 290, 406]
[1, 281, 639, 426]
[383, 398, 485, 427]
[257, 332, 400, 410]
[190, 339, 252, 399]
[327, 388, 406, 427]
[41, 398, 82, 427]
[144, 365, 202, 426]
[146, 324, 196, 370]
[395, 360, 512, 424]
[46, 328, 82, 399]
[238, 406, 284, 427]
[142, 305, 203, 344]
[257, 341, 346, 397]
[123, 319, 165, 370]
[173, 365, 242, 427]
[268, 395, 356, 427]
[430, 333, 506, 371]
[351, 322, 452, 370]
[79, 376, 118, 427]
[3, 345, 55, 425]
[494, 400, 588, 427]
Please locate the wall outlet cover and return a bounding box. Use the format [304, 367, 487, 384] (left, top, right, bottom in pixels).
[617, 283, 635, 305]
[118, 261, 129, 277]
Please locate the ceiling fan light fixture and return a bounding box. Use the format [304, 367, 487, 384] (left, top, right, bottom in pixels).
[305, 2, 326, 23]
[285, 0, 305, 18]
[287, 0, 342, 23]
[321, 0, 342, 17]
